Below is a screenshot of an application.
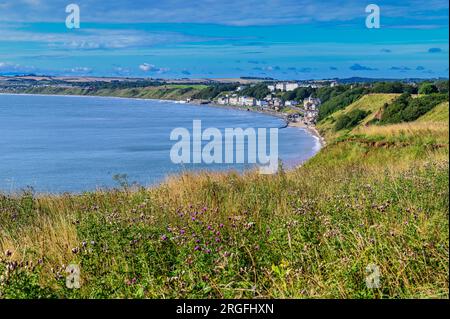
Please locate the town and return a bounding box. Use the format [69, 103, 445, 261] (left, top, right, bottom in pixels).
[215, 81, 335, 125]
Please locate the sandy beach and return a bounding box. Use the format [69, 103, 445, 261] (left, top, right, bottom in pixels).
[288, 121, 326, 148]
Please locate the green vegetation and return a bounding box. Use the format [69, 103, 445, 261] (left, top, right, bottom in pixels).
[371, 82, 418, 94]
[417, 102, 449, 122]
[1, 91, 448, 299]
[239, 83, 270, 100]
[318, 87, 368, 121]
[418, 83, 439, 95]
[192, 84, 239, 100]
[334, 109, 370, 131]
[378, 93, 449, 125]
[17, 84, 209, 101]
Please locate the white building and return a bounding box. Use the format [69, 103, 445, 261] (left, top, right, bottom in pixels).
[256, 100, 269, 107]
[285, 100, 299, 107]
[241, 96, 256, 107]
[267, 85, 276, 92]
[285, 83, 299, 91]
[303, 96, 321, 110]
[275, 83, 286, 91]
[217, 96, 229, 105]
[229, 95, 240, 105]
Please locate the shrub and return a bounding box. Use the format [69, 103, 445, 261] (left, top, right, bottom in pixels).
[419, 83, 439, 95]
[380, 93, 449, 124]
[334, 109, 370, 131]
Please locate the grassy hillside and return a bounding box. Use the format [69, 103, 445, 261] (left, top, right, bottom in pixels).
[317, 94, 399, 138]
[18, 85, 207, 101]
[0, 94, 448, 299]
[417, 102, 449, 123]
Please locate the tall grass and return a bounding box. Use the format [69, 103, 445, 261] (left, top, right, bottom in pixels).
[0, 120, 448, 299]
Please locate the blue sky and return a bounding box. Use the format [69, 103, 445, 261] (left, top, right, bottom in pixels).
[0, 0, 448, 79]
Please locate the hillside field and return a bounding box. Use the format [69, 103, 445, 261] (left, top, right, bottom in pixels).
[0, 94, 448, 299]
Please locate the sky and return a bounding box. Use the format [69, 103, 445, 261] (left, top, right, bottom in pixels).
[0, 0, 448, 79]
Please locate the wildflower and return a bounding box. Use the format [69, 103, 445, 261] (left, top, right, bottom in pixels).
[215, 231, 220, 236]
[180, 229, 186, 235]
[191, 217, 196, 221]
[207, 225, 212, 230]
[5, 249, 12, 257]
[81, 241, 87, 248]
[90, 240, 96, 245]
[194, 246, 201, 251]
[219, 223, 224, 228]
[205, 249, 211, 254]
[71, 247, 79, 254]
[215, 237, 221, 243]
[161, 234, 168, 241]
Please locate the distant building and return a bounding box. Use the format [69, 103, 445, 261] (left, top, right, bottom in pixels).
[256, 100, 269, 107]
[267, 85, 276, 92]
[303, 95, 321, 110]
[275, 83, 286, 91]
[272, 98, 284, 108]
[241, 96, 256, 107]
[229, 95, 240, 105]
[217, 96, 229, 105]
[285, 100, 299, 107]
[285, 83, 299, 91]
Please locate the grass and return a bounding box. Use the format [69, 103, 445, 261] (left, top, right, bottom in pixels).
[19, 85, 207, 101]
[317, 94, 399, 138]
[0, 95, 448, 299]
[417, 102, 449, 123]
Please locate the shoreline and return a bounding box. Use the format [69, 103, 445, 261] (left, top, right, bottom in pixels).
[0, 92, 325, 192]
[1, 92, 325, 147]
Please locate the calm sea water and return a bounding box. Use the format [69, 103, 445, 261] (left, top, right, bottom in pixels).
[0, 94, 319, 193]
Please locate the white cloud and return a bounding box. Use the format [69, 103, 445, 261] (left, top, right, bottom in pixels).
[139, 63, 169, 73]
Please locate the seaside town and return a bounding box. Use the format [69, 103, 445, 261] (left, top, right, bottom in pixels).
[215, 81, 336, 125]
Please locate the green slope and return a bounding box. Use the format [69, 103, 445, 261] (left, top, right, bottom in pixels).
[417, 101, 449, 123]
[317, 93, 399, 138]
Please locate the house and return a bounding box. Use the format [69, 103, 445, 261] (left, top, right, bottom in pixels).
[285, 82, 299, 91]
[256, 99, 269, 107]
[229, 95, 240, 105]
[217, 96, 229, 105]
[275, 83, 286, 91]
[241, 96, 256, 107]
[303, 95, 321, 110]
[267, 85, 276, 92]
[285, 100, 299, 107]
[271, 97, 284, 108]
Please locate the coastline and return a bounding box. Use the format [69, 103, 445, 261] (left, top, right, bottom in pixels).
[1, 92, 324, 143]
[0, 91, 325, 166]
